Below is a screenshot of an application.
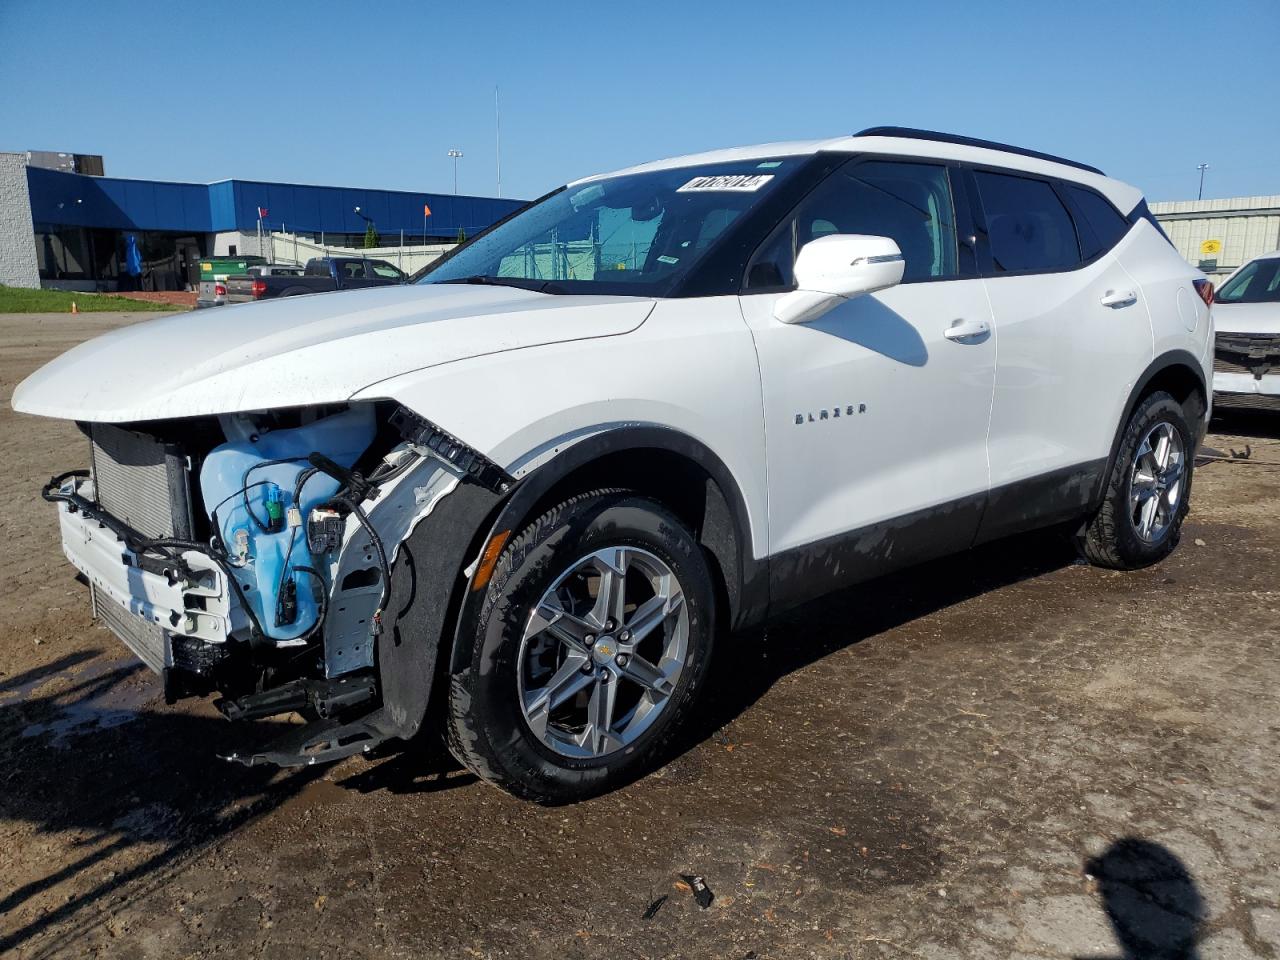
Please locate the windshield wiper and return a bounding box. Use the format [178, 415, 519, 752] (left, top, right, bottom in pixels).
[438, 275, 561, 293]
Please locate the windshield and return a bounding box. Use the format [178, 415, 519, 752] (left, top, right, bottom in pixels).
[418, 158, 802, 296]
[1217, 257, 1280, 304]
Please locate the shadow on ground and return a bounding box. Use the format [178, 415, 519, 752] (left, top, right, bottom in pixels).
[344, 527, 1084, 799]
[1084, 838, 1206, 960]
[0, 650, 323, 955]
[674, 527, 1082, 761]
[1, 529, 1082, 953]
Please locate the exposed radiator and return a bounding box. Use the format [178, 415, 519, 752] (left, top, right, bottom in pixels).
[1214, 392, 1280, 412]
[88, 423, 195, 540]
[92, 584, 170, 673]
[1214, 332, 1280, 379]
[1213, 355, 1254, 376]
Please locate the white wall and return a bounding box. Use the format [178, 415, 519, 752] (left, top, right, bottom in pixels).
[1151, 196, 1280, 277]
[0, 152, 40, 288]
[211, 230, 454, 274]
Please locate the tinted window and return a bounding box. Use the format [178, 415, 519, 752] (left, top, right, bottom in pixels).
[975, 171, 1080, 272]
[1217, 258, 1280, 304]
[1065, 184, 1130, 260]
[746, 159, 958, 287]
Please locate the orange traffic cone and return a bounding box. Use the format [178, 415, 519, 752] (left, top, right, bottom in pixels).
[71, 301, 78, 314]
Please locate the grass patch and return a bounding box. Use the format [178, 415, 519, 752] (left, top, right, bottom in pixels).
[0, 285, 179, 313]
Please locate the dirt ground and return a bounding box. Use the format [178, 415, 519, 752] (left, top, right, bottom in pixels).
[1, 311, 1277, 960]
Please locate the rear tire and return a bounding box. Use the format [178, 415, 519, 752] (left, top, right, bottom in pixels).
[1082, 391, 1194, 569]
[446, 490, 715, 804]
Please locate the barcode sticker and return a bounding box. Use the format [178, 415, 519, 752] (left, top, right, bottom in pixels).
[676, 174, 774, 193]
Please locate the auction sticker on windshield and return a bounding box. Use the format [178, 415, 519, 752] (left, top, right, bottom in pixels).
[677, 174, 774, 192]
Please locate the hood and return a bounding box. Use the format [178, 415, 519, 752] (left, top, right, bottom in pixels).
[1213, 301, 1280, 335]
[12, 284, 654, 422]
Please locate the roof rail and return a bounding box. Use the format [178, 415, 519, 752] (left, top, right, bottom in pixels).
[853, 126, 1104, 176]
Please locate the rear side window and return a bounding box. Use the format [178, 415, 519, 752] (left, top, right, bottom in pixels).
[975, 171, 1080, 273]
[1064, 184, 1131, 260]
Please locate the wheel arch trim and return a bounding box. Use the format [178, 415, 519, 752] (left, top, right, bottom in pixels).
[447, 424, 767, 675]
[1098, 349, 1207, 508]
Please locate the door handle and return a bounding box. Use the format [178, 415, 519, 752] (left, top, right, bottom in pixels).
[1100, 289, 1137, 308]
[943, 318, 991, 341]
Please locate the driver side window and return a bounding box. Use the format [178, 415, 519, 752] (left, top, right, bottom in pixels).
[746, 159, 960, 289]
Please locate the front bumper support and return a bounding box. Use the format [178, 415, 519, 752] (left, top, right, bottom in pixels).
[52, 475, 240, 669]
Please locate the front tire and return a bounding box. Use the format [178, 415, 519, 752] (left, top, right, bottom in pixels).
[1082, 390, 1195, 569]
[446, 491, 715, 803]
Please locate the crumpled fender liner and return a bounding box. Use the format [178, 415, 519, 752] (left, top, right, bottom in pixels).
[377, 480, 504, 739]
[376, 424, 764, 742]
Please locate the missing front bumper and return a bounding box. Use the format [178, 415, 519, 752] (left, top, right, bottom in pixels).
[56, 476, 241, 672]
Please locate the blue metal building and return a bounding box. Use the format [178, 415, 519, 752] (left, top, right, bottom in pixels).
[26, 165, 524, 290]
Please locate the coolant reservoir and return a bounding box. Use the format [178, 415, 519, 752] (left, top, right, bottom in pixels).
[199, 406, 376, 641]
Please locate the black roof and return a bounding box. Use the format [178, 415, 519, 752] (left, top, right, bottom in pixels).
[854, 126, 1104, 176]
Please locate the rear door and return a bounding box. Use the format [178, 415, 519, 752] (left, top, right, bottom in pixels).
[739, 157, 996, 607]
[970, 168, 1154, 541]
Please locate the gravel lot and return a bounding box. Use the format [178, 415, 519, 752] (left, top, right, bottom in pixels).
[1, 311, 1278, 960]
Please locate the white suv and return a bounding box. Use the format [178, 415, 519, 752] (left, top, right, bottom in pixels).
[14, 127, 1213, 802]
[1211, 249, 1280, 410]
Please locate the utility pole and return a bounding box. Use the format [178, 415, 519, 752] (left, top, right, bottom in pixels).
[1197, 163, 1210, 201]
[448, 149, 463, 195]
[495, 86, 503, 198]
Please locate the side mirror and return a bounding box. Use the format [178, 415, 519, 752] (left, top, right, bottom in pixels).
[773, 234, 905, 325]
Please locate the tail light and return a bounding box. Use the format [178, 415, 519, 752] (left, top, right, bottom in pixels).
[1193, 279, 1214, 307]
[214, 283, 227, 297]
[251, 279, 268, 299]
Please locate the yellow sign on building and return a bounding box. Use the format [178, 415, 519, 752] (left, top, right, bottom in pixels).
[1200, 239, 1223, 256]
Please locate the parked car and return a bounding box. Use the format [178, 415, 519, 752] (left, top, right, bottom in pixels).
[14, 127, 1212, 803]
[195, 254, 268, 308]
[198, 264, 306, 309]
[1211, 249, 1280, 411]
[224, 256, 406, 303]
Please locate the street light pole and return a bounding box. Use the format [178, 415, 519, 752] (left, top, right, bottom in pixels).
[448, 149, 463, 195]
[1197, 163, 1209, 201]
[353, 206, 374, 246]
[495, 86, 502, 199]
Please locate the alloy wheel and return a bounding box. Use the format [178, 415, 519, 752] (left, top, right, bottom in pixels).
[517, 546, 689, 759]
[1128, 421, 1185, 543]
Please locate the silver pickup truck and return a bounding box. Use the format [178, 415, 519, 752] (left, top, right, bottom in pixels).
[224, 257, 405, 303]
[197, 263, 302, 308]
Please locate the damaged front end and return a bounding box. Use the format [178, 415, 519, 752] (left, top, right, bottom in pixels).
[43, 402, 513, 767]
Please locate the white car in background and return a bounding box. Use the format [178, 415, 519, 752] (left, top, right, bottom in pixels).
[1212, 250, 1280, 411]
[13, 127, 1212, 803]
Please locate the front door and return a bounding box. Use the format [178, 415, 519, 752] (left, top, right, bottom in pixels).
[738, 158, 996, 609]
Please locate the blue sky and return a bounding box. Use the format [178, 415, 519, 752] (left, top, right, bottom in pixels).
[1, 0, 1276, 202]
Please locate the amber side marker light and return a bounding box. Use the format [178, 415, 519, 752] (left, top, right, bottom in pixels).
[472, 530, 512, 591]
[1194, 278, 1215, 307]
